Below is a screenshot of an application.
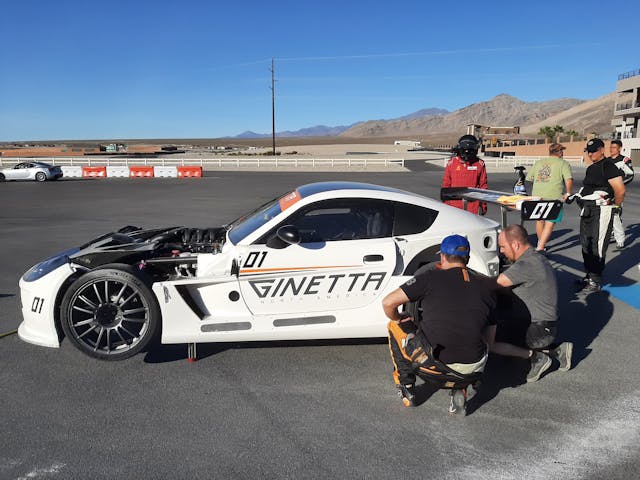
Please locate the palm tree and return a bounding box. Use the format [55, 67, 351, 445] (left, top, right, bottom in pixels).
[566, 129, 579, 142]
[552, 125, 565, 142]
[538, 126, 555, 143]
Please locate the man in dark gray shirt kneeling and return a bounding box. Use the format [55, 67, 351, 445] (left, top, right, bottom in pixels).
[492, 224, 573, 382]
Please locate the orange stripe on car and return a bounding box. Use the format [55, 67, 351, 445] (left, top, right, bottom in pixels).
[240, 265, 361, 274]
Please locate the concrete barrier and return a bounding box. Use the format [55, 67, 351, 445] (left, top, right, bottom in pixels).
[154, 166, 178, 178]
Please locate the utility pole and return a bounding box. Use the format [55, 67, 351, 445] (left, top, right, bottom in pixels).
[270, 58, 276, 156]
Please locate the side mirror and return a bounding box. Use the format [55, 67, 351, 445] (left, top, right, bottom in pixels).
[266, 225, 300, 249]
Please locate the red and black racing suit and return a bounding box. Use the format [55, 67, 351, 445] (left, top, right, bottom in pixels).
[442, 155, 488, 214]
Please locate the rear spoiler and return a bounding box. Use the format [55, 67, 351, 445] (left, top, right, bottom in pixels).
[440, 187, 562, 226]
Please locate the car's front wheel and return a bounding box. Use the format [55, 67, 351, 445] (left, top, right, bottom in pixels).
[35, 172, 47, 182]
[60, 267, 160, 360]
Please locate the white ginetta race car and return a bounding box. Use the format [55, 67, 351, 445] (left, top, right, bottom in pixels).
[18, 182, 500, 360]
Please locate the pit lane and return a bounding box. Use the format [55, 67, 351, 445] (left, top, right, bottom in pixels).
[1, 167, 638, 479]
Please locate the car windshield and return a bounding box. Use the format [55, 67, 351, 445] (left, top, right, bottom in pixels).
[227, 195, 285, 244]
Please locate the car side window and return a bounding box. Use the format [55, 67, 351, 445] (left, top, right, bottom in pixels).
[15, 163, 29, 169]
[393, 202, 439, 235]
[256, 198, 394, 244]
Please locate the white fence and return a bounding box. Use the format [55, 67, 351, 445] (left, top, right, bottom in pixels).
[0, 156, 405, 169]
[489, 155, 584, 167]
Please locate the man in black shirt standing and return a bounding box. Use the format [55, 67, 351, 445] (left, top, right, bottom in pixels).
[383, 234, 496, 415]
[576, 138, 625, 291]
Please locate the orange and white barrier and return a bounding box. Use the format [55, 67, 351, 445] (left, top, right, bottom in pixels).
[129, 166, 155, 178]
[82, 166, 107, 178]
[177, 166, 203, 178]
[60, 165, 203, 179]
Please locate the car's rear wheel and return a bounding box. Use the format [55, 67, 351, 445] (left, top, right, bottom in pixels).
[60, 267, 160, 360]
[35, 172, 47, 182]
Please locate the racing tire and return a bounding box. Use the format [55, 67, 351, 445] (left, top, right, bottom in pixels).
[35, 172, 47, 182]
[0, 173, 5, 182]
[60, 266, 160, 360]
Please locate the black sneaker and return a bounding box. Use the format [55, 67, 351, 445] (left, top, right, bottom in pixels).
[582, 279, 602, 292]
[448, 388, 467, 416]
[575, 276, 601, 293]
[397, 384, 416, 407]
[527, 352, 552, 383]
[574, 276, 589, 289]
[551, 342, 573, 372]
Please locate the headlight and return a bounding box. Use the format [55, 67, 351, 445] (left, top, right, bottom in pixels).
[22, 248, 80, 282]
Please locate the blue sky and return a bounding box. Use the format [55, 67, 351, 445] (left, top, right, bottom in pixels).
[0, 0, 636, 141]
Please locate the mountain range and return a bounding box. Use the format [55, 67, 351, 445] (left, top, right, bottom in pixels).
[235, 93, 615, 139]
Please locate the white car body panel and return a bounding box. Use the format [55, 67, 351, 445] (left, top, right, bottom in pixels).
[18, 263, 77, 347]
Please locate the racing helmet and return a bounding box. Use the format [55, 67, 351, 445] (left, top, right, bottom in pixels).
[456, 135, 480, 162]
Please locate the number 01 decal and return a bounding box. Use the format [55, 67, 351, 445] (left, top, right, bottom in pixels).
[521, 200, 562, 221]
[243, 251, 268, 268]
[31, 296, 45, 314]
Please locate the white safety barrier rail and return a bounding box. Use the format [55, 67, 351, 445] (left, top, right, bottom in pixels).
[493, 155, 584, 167]
[0, 156, 405, 168]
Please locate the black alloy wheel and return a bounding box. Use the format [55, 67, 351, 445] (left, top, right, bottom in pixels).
[60, 267, 160, 360]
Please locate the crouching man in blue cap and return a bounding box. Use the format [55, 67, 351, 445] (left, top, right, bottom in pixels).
[383, 234, 497, 416]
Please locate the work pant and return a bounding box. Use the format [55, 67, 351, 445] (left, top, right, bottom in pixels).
[495, 291, 557, 350]
[525, 322, 557, 349]
[579, 204, 615, 282]
[612, 207, 625, 245]
[387, 321, 486, 388]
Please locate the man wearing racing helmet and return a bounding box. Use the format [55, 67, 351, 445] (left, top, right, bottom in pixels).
[442, 135, 489, 214]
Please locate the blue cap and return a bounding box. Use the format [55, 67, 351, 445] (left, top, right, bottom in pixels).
[439, 234, 470, 256]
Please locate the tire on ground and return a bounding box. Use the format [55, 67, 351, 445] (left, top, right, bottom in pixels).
[60, 266, 161, 360]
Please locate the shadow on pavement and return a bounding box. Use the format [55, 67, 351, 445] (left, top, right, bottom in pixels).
[467, 268, 615, 416]
[143, 337, 388, 363]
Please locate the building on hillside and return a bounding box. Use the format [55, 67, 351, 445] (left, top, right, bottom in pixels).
[393, 140, 421, 147]
[466, 125, 520, 137]
[466, 124, 520, 150]
[612, 68, 640, 161]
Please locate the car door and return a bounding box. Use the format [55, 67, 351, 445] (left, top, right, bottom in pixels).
[10, 163, 33, 180]
[22, 163, 37, 179]
[237, 198, 398, 317]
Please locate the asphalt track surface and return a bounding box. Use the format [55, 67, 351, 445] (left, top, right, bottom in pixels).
[1, 163, 639, 479]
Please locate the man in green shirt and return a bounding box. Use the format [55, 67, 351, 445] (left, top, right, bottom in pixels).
[526, 143, 573, 253]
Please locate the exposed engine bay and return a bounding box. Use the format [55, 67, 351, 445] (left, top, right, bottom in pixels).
[68, 225, 228, 280]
